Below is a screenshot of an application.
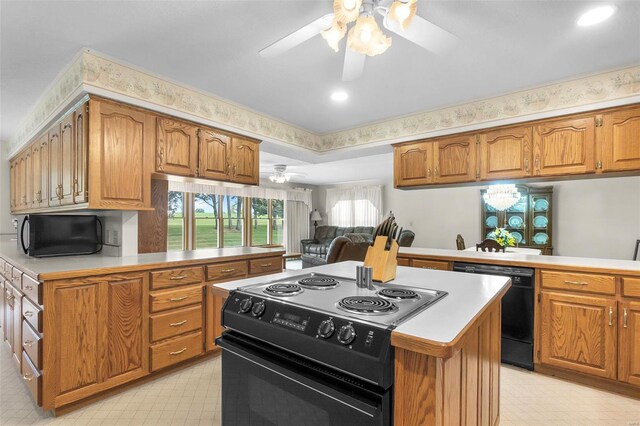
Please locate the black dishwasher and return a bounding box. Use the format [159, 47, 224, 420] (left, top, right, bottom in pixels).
[453, 262, 535, 370]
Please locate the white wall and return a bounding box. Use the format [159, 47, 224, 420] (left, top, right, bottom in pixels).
[384, 176, 640, 260]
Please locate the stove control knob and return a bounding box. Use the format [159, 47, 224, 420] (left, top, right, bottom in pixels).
[317, 319, 335, 338]
[337, 324, 356, 345]
[239, 298, 253, 313]
[252, 301, 266, 317]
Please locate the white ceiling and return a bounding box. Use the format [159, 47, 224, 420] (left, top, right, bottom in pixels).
[1, 1, 639, 185]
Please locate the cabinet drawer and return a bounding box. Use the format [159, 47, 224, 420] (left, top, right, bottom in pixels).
[22, 321, 42, 369]
[150, 305, 202, 343]
[150, 266, 204, 290]
[622, 277, 640, 299]
[0, 258, 5, 278]
[11, 267, 22, 288]
[206, 261, 248, 282]
[249, 257, 282, 276]
[21, 351, 41, 405]
[4, 262, 13, 279]
[150, 331, 203, 371]
[541, 270, 615, 295]
[412, 259, 450, 271]
[150, 285, 203, 313]
[21, 274, 41, 306]
[22, 297, 42, 332]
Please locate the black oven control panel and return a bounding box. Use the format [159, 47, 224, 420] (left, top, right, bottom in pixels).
[222, 292, 393, 361]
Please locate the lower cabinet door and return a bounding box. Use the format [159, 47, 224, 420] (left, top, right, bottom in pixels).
[206, 287, 228, 351]
[44, 273, 148, 409]
[619, 301, 640, 386]
[540, 292, 617, 379]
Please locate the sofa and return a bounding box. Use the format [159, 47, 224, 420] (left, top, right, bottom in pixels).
[301, 233, 372, 269]
[301, 226, 375, 258]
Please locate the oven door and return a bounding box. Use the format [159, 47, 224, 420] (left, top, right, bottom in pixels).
[217, 332, 390, 426]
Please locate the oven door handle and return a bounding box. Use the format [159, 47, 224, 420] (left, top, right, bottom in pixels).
[218, 336, 380, 418]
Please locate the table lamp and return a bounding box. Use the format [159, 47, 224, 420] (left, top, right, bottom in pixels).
[310, 210, 322, 232]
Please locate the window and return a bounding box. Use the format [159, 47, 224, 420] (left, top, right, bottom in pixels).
[222, 195, 244, 248]
[167, 191, 185, 251]
[249, 198, 284, 247]
[326, 186, 382, 227]
[194, 193, 219, 249]
[167, 192, 285, 250]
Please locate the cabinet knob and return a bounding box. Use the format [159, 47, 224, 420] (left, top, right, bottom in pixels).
[24, 340, 34, 347]
[23, 374, 33, 382]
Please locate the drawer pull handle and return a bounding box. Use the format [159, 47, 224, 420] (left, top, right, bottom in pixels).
[24, 340, 34, 347]
[24, 311, 34, 317]
[260, 263, 273, 268]
[609, 307, 614, 327]
[23, 374, 33, 382]
[564, 280, 588, 286]
[24, 285, 34, 291]
[170, 275, 187, 280]
[170, 296, 188, 302]
[624, 308, 628, 328]
[170, 348, 187, 355]
[170, 320, 187, 327]
[221, 268, 236, 273]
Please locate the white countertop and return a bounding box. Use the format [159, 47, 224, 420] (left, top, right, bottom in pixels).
[399, 247, 640, 274]
[0, 236, 285, 280]
[214, 261, 511, 349]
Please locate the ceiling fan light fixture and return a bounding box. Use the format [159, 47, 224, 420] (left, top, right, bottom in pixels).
[347, 15, 391, 56]
[334, 0, 363, 23]
[321, 19, 347, 52]
[388, 0, 417, 30]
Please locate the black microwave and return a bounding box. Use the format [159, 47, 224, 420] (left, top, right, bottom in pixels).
[20, 215, 103, 257]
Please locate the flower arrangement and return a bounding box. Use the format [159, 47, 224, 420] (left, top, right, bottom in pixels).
[491, 228, 516, 248]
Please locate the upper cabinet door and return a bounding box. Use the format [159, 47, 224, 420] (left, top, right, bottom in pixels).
[88, 100, 153, 210]
[24, 150, 33, 208]
[479, 127, 533, 180]
[48, 124, 62, 206]
[10, 160, 17, 212]
[602, 106, 640, 172]
[198, 129, 231, 181]
[394, 142, 432, 187]
[433, 135, 477, 184]
[59, 114, 75, 206]
[231, 137, 259, 185]
[74, 103, 88, 204]
[156, 118, 198, 177]
[533, 116, 596, 176]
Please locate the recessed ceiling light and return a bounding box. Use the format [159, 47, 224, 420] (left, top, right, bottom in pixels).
[577, 5, 617, 27]
[330, 91, 349, 102]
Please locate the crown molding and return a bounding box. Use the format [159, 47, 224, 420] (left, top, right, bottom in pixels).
[7, 49, 640, 158]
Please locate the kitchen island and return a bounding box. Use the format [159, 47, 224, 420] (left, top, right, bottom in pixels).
[0, 236, 285, 414]
[213, 261, 511, 425]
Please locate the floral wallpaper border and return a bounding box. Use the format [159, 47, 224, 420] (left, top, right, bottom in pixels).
[8, 50, 640, 156]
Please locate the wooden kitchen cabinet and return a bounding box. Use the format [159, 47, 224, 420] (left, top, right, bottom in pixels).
[206, 287, 228, 352]
[533, 116, 596, 176]
[433, 135, 477, 184]
[88, 99, 154, 210]
[73, 103, 88, 204]
[540, 291, 617, 379]
[479, 126, 533, 180]
[59, 114, 75, 205]
[393, 141, 432, 187]
[619, 301, 640, 386]
[10, 160, 17, 211]
[31, 135, 48, 209]
[198, 128, 232, 181]
[43, 273, 148, 409]
[48, 124, 62, 206]
[156, 117, 198, 177]
[602, 105, 640, 172]
[230, 137, 259, 185]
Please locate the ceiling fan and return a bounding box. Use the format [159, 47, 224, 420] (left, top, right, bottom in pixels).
[261, 164, 307, 184]
[259, 0, 457, 81]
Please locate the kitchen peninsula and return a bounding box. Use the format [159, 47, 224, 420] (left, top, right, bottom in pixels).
[0, 236, 285, 414]
[212, 261, 511, 425]
[397, 247, 640, 399]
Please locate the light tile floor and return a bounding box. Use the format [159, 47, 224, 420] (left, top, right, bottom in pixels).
[1, 346, 639, 425]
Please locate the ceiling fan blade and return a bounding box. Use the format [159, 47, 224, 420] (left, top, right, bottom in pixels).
[259, 13, 334, 58]
[383, 15, 457, 55]
[342, 48, 366, 81]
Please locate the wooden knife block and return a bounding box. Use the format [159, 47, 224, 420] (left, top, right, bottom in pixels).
[363, 236, 399, 283]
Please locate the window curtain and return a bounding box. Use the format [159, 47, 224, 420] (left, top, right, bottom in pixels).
[326, 185, 382, 227]
[167, 181, 312, 207]
[284, 200, 310, 253]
